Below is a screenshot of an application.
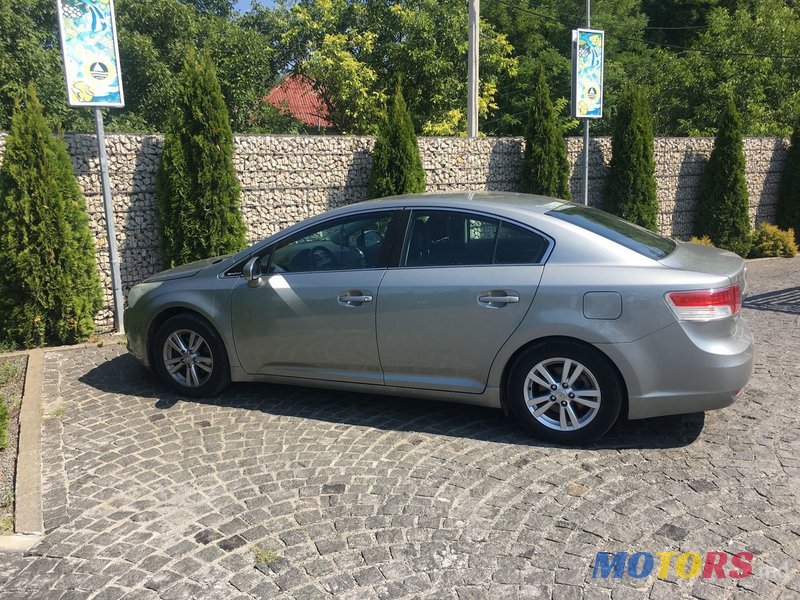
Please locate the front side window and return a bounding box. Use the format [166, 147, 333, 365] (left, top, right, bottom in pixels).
[268, 212, 395, 273]
[403, 210, 548, 267]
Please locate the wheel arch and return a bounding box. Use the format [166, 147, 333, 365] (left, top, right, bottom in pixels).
[498, 335, 629, 419]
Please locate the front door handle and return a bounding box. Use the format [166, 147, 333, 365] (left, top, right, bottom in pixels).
[338, 291, 373, 306]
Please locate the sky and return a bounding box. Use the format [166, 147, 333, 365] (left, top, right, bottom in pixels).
[234, 0, 276, 13]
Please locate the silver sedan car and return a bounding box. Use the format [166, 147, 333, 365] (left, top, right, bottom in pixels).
[124, 192, 753, 444]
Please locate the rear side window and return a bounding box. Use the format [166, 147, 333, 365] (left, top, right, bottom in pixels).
[403, 210, 548, 267]
[547, 204, 675, 260]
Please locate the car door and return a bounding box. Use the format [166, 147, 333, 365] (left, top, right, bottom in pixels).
[376, 209, 550, 393]
[230, 210, 400, 385]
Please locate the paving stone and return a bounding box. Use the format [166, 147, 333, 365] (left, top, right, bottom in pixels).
[0, 258, 798, 599]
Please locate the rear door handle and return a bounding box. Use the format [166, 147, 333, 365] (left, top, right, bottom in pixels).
[478, 295, 519, 304]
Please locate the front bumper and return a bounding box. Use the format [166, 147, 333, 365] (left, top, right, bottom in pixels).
[599, 317, 754, 420]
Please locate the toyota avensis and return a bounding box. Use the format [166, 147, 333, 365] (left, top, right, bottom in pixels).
[124, 192, 753, 444]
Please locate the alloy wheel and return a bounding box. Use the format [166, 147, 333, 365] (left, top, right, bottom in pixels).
[161, 329, 214, 388]
[523, 357, 602, 431]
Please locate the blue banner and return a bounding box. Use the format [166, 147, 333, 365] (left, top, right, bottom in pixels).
[57, 0, 125, 107]
[572, 29, 604, 119]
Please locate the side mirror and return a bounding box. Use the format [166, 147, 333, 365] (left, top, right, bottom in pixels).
[243, 256, 262, 288]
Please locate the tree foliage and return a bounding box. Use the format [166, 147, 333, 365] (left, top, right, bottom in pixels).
[368, 84, 425, 199]
[519, 64, 570, 199]
[242, 0, 517, 134]
[156, 51, 247, 268]
[4, 0, 800, 137]
[604, 86, 658, 231]
[694, 97, 752, 256]
[777, 117, 800, 244]
[0, 85, 102, 349]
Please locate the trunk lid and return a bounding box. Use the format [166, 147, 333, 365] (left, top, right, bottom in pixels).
[660, 241, 746, 287]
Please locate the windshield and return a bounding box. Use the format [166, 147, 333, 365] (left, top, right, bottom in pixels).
[547, 204, 676, 260]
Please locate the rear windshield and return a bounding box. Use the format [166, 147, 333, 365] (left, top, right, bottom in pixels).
[547, 204, 676, 260]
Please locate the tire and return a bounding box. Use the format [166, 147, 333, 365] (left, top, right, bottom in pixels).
[153, 314, 231, 397]
[506, 340, 623, 444]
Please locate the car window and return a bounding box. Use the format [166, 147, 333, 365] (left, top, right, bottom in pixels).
[268, 212, 394, 273]
[403, 210, 548, 267]
[405, 211, 498, 267]
[547, 203, 676, 260]
[494, 221, 548, 264]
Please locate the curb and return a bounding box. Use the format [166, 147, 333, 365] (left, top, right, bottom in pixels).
[14, 348, 44, 536]
[0, 534, 42, 553]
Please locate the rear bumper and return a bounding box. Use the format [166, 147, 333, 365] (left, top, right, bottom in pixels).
[598, 317, 754, 420]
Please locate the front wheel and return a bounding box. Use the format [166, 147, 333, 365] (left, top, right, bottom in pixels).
[153, 314, 231, 397]
[507, 341, 623, 444]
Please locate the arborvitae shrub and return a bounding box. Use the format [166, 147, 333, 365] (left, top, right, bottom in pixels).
[604, 86, 659, 231]
[777, 118, 800, 245]
[368, 83, 425, 199]
[156, 49, 246, 268]
[694, 97, 752, 257]
[0, 85, 102, 349]
[520, 64, 571, 199]
[749, 224, 797, 258]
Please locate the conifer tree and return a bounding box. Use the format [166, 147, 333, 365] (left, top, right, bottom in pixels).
[520, 64, 570, 199]
[0, 85, 102, 349]
[604, 85, 659, 231]
[777, 117, 800, 244]
[156, 49, 246, 267]
[368, 83, 425, 199]
[694, 96, 752, 256]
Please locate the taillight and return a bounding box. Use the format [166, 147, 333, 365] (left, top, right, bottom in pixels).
[665, 284, 742, 321]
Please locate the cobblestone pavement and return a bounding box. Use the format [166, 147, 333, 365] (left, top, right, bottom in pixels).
[1, 258, 799, 600]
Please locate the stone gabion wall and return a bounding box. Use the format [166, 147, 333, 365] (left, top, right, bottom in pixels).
[0, 132, 789, 331]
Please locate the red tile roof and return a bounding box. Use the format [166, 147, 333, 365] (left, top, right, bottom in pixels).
[267, 74, 333, 129]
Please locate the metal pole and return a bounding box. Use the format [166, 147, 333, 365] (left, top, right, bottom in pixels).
[94, 107, 125, 334]
[582, 0, 590, 205]
[467, 0, 479, 138]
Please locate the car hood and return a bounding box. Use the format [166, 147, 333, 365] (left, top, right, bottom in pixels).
[145, 254, 233, 282]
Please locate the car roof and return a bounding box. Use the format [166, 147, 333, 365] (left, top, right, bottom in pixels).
[343, 191, 570, 215]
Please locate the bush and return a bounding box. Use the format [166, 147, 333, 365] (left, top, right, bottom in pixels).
[519, 63, 571, 199]
[0, 85, 102, 349]
[156, 49, 247, 268]
[604, 85, 659, 231]
[694, 96, 752, 257]
[777, 118, 800, 245]
[368, 83, 425, 199]
[689, 235, 714, 247]
[0, 395, 7, 450]
[749, 224, 798, 258]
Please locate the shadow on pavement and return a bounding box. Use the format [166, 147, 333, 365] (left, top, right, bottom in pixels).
[743, 286, 800, 315]
[80, 352, 705, 451]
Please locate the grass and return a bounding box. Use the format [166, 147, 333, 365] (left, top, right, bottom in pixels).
[0, 340, 16, 354]
[0, 515, 12, 534]
[253, 547, 281, 564]
[0, 359, 24, 387]
[0, 396, 8, 450]
[47, 406, 67, 419]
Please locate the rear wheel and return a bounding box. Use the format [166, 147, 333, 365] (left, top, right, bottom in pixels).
[507, 341, 623, 444]
[153, 314, 230, 397]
